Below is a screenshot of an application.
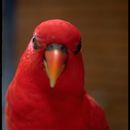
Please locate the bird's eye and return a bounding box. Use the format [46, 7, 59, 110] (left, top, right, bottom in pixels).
[32, 36, 40, 49]
[73, 42, 81, 55]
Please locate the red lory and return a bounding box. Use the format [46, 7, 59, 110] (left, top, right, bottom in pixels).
[6, 19, 110, 130]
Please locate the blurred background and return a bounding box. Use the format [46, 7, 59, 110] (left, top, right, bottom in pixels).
[2, 0, 128, 130]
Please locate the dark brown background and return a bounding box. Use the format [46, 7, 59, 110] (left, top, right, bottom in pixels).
[13, 0, 128, 130]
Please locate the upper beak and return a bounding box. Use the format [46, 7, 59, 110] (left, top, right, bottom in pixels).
[44, 49, 67, 88]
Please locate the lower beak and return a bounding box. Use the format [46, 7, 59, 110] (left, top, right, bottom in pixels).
[44, 49, 67, 88]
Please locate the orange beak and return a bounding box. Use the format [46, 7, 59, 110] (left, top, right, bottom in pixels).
[44, 49, 67, 88]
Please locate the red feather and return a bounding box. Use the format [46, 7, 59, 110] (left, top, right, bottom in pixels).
[6, 19, 110, 130]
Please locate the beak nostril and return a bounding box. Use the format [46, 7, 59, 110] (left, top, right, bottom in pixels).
[46, 43, 68, 54]
[43, 48, 67, 88]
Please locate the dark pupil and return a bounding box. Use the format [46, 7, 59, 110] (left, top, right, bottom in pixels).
[74, 43, 81, 54]
[32, 37, 39, 49]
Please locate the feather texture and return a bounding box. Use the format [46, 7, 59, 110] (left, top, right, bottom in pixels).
[6, 19, 110, 130]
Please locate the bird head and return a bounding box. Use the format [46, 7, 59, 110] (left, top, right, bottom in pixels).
[17, 19, 85, 95]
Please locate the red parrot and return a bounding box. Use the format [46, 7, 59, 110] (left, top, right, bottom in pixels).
[6, 19, 110, 130]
